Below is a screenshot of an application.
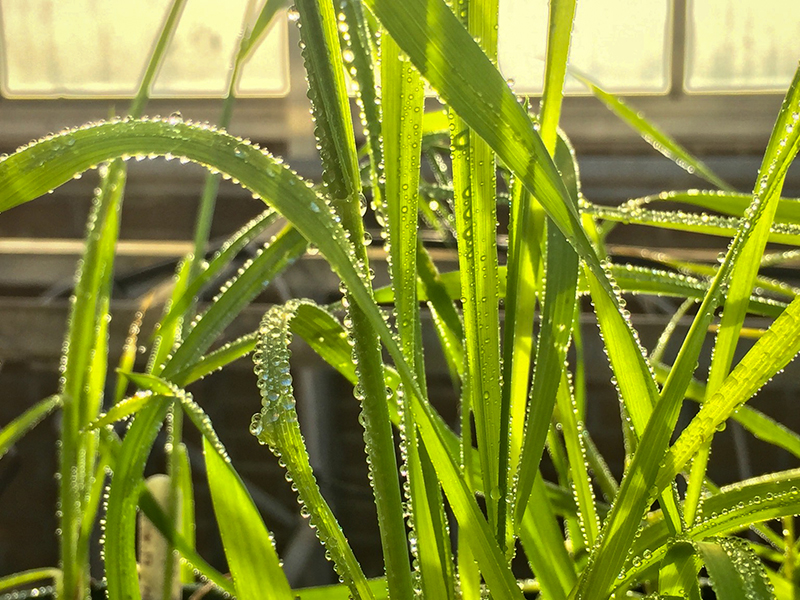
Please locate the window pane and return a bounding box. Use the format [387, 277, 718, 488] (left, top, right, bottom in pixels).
[0, 0, 289, 98]
[686, 0, 800, 92]
[499, 0, 670, 94]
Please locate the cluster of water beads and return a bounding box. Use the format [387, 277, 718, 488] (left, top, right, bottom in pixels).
[251, 301, 366, 591]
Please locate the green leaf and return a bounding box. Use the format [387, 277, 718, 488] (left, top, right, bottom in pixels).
[697, 537, 775, 600]
[619, 190, 800, 225]
[294, 578, 389, 599]
[382, 26, 454, 600]
[162, 224, 306, 380]
[0, 395, 62, 460]
[159, 208, 277, 337]
[0, 569, 63, 596]
[659, 542, 701, 600]
[587, 203, 800, 246]
[204, 436, 293, 600]
[169, 332, 259, 386]
[252, 300, 376, 600]
[513, 133, 580, 525]
[571, 71, 732, 191]
[658, 294, 800, 490]
[295, 2, 413, 595]
[104, 398, 172, 600]
[137, 488, 236, 596]
[82, 391, 168, 432]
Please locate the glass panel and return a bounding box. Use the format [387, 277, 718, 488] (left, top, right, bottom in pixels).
[0, 0, 289, 98]
[686, 0, 800, 92]
[499, 0, 670, 95]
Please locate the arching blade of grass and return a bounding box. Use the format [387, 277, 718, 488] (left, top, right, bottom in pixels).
[0, 569, 63, 596]
[570, 71, 732, 191]
[169, 331, 259, 386]
[82, 391, 169, 431]
[374, 263, 789, 318]
[0, 120, 520, 599]
[204, 436, 293, 600]
[0, 395, 62, 461]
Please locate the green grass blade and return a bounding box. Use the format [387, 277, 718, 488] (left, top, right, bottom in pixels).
[174, 443, 195, 584]
[652, 361, 800, 460]
[570, 71, 732, 191]
[538, 0, 576, 151]
[657, 294, 800, 491]
[82, 391, 168, 431]
[339, 0, 384, 211]
[241, 0, 287, 58]
[189, 0, 281, 279]
[295, 578, 389, 599]
[514, 134, 580, 524]
[416, 241, 465, 383]
[252, 300, 376, 600]
[161, 225, 306, 378]
[0, 569, 62, 595]
[204, 436, 293, 600]
[618, 469, 800, 590]
[696, 537, 774, 600]
[448, 0, 504, 543]
[159, 208, 277, 336]
[137, 489, 237, 596]
[620, 190, 800, 225]
[115, 303, 149, 404]
[382, 27, 454, 600]
[169, 332, 259, 386]
[0, 395, 61, 460]
[295, 1, 413, 594]
[659, 542, 701, 600]
[588, 203, 800, 246]
[375, 263, 789, 318]
[518, 477, 577, 600]
[689, 64, 800, 522]
[150, 255, 193, 373]
[104, 399, 172, 600]
[554, 373, 599, 547]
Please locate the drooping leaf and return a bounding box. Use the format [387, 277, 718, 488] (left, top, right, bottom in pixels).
[204, 436, 293, 600]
